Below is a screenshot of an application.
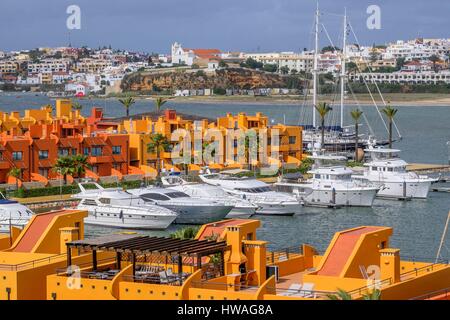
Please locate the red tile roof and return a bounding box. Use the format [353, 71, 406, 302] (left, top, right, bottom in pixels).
[185, 48, 221, 60]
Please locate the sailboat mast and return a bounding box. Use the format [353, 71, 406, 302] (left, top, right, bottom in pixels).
[340, 8, 347, 129]
[312, 2, 319, 128]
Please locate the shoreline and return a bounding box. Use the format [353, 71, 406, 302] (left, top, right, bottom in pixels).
[166, 94, 450, 107]
[106, 93, 450, 107]
[2, 92, 450, 107]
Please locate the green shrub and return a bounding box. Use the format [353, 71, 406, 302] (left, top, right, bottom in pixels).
[213, 87, 226, 95]
[11, 180, 145, 198]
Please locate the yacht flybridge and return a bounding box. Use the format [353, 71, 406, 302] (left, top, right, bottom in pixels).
[160, 174, 257, 218]
[352, 147, 438, 199]
[274, 154, 379, 207]
[199, 171, 301, 215]
[128, 187, 233, 224]
[0, 192, 34, 232]
[72, 183, 178, 229]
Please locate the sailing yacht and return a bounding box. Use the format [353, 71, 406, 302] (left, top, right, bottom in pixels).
[300, 5, 393, 153]
[160, 174, 257, 218]
[352, 147, 438, 199]
[0, 192, 34, 232]
[128, 187, 233, 224]
[73, 183, 178, 229]
[199, 171, 301, 216]
[274, 153, 379, 207]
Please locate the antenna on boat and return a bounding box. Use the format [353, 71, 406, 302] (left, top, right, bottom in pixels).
[436, 211, 450, 263]
[339, 8, 347, 129]
[312, 1, 320, 129]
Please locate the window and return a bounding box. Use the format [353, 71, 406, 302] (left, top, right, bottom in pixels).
[58, 148, 69, 157]
[112, 146, 121, 155]
[38, 150, 49, 159]
[165, 192, 189, 199]
[99, 198, 111, 204]
[91, 147, 102, 156]
[71, 148, 77, 155]
[288, 136, 296, 144]
[83, 147, 89, 156]
[12, 151, 22, 161]
[39, 168, 49, 177]
[140, 193, 171, 201]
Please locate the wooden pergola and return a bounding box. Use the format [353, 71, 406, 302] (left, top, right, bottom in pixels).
[66, 234, 227, 279]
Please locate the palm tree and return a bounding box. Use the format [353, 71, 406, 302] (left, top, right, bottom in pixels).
[154, 97, 168, 113]
[147, 133, 171, 178]
[381, 105, 398, 149]
[315, 102, 333, 148]
[170, 226, 200, 240]
[8, 168, 21, 191]
[118, 96, 136, 117]
[72, 154, 89, 178]
[326, 288, 352, 300]
[53, 156, 75, 185]
[362, 289, 381, 300]
[72, 102, 83, 112]
[428, 54, 440, 73]
[350, 109, 363, 161]
[346, 62, 358, 75]
[239, 132, 259, 170]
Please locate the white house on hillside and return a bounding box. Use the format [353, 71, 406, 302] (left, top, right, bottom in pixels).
[171, 42, 195, 66]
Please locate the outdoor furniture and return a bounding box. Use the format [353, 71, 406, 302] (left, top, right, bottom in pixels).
[296, 282, 315, 298]
[159, 271, 169, 284]
[280, 283, 302, 296]
[106, 269, 120, 275]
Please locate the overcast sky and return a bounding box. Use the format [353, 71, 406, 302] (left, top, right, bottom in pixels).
[0, 0, 448, 53]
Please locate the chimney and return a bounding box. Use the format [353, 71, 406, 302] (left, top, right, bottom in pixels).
[380, 248, 401, 283]
[225, 226, 248, 275]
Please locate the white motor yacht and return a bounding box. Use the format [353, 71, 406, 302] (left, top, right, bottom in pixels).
[352, 147, 438, 199]
[72, 183, 178, 229]
[161, 175, 257, 218]
[128, 187, 233, 224]
[274, 154, 379, 207]
[0, 193, 34, 232]
[199, 171, 301, 216]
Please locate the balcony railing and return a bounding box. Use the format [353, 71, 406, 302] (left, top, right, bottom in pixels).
[346, 277, 393, 299]
[265, 245, 303, 264]
[410, 286, 450, 300]
[0, 254, 66, 271]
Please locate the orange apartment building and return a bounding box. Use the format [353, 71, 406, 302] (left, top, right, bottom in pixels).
[0, 100, 131, 186]
[120, 110, 303, 176]
[0, 100, 304, 186]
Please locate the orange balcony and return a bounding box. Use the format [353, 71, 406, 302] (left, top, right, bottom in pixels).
[89, 155, 112, 163]
[0, 160, 10, 170]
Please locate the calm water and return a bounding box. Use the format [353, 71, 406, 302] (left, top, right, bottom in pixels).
[1, 93, 450, 258]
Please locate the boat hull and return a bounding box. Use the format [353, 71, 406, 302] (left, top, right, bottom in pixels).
[254, 202, 301, 216]
[79, 205, 176, 230]
[302, 188, 378, 207]
[226, 206, 256, 219]
[161, 205, 233, 224]
[372, 180, 433, 199]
